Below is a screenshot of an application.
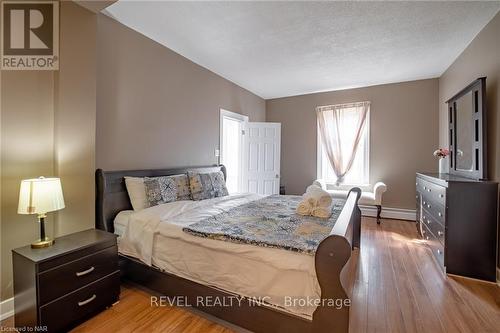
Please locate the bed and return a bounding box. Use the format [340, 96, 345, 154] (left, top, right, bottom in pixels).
[95, 165, 361, 333]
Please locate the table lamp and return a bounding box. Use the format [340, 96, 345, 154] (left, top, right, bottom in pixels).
[18, 177, 65, 248]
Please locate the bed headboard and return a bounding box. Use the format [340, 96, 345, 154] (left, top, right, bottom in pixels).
[95, 165, 226, 233]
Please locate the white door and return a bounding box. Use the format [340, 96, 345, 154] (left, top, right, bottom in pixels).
[242, 122, 281, 195]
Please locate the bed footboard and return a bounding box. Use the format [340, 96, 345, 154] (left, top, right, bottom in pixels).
[313, 188, 361, 333]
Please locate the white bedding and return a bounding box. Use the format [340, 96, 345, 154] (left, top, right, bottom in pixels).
[116, 194, 321, 318]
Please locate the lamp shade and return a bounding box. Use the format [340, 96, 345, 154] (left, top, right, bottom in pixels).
[18, 177, 65, 215]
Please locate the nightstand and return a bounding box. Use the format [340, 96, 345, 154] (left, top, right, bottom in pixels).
[12, 229, 120, 332]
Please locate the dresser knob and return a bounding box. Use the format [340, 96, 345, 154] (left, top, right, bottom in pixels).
[438, 212, 442, 217]
[427, 204, 431, 208]
[439, 194, 444, 198]
[438, 231, 443, 236]
[427, 188, 431, 192]
[437, 249, 442, 255]
[427, 219, 431, 224]
[426, 236, 430, 240]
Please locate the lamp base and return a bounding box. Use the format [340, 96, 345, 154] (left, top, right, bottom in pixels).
[31, 238, 54, 249]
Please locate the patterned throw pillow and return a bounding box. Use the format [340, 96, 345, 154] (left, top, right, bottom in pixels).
[188, 171, 229, 201]
[144, 176, 177, 207]
[169, 174, 191, 200]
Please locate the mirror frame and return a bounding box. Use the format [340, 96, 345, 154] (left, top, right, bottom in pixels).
[447, 77, 487, 180]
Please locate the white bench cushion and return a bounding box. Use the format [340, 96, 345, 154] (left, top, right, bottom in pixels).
[312, 180, 387, 206]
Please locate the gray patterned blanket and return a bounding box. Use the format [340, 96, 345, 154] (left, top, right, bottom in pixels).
[183, 195, 345, 255]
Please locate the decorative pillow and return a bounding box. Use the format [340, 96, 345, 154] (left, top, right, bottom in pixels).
[169, 174, 191, 200]
[124, 177, 148, 211]
[125, 174, 192, 210]
[188, 171, 228, 201]
[144, 176, 177, 207]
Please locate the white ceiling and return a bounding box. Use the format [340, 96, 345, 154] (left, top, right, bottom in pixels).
[104, 1, 500, 99]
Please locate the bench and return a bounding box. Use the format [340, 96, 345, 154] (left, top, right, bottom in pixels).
[313, 179, 387, 224]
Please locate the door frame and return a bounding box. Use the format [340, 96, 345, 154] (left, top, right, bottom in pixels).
[219, 109, 248, 192]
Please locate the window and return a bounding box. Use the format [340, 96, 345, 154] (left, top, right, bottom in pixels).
[317, 103, 370, 186]
[220, 109, 248, 193]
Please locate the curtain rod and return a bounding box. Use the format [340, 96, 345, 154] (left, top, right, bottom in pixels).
[316, 101, 370, 111]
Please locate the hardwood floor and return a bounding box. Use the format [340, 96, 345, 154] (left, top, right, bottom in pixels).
[2, 217, 499, 332]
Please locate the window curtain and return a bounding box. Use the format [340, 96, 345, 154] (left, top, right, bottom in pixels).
[316, 101, 370, 184]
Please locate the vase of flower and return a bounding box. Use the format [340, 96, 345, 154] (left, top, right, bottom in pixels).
[433, 148, 450, 174]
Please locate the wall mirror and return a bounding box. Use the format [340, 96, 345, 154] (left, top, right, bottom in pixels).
[447, 77, 487, 180]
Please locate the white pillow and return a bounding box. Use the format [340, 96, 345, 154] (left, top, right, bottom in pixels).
[124, 177, 148, 211]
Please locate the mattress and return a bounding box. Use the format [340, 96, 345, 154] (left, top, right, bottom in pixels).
[115, 194, 321, 318]
[114, 210, 133, 237]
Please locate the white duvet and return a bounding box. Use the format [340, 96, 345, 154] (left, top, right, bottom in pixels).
[117, 193, 321, 318]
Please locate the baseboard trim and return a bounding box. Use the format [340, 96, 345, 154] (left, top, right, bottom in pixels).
[0, 297, 14, 321]
[360, 205, 416, 221]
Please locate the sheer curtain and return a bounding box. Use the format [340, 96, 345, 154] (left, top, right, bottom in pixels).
[316, 101, 370, 184]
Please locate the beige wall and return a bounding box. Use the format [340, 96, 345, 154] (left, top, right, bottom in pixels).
[266, 79, 439, 209]
[1, 71, 56, 300]
[0, 1, 96, 300]
[438, 11, 500, 266]
[439, 12, 500, 182]
[54, 1, 96, 236]
[95, 14, 266, 170]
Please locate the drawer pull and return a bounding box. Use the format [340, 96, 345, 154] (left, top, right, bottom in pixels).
[426, 236, 430, 240]
[427, 204, 431, 208]
[78, 294, 96, 306]
[438, 231, 443, 236]
[427, 188, 431, 192]
[427, 219, 431, 225]
[76, 266, 95, 277]
[438, 212, 442, 217]
[437, 249, 442, 255]
[439, 194, 444, 198]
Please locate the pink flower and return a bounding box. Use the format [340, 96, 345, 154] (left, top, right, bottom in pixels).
[433, 148, 449, 158]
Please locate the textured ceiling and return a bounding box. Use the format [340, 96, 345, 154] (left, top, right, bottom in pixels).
[105, 1, 500, 99]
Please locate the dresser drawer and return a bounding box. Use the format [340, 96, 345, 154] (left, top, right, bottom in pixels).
[421, 224, 445, 270]
[38, 246, 118, 305]
[421, 196, 446, 225]
[421, 210, 445, 245]
[417, 178, 446, 207]
[40, 271, 120, 333]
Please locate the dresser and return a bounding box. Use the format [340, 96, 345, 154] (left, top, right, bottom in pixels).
[416, 173, 498, 282]
[12, 229, 120, 332]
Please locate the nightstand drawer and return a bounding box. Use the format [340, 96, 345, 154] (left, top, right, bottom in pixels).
[38, 246, 118, 305]
[39, 271, 120, 333]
